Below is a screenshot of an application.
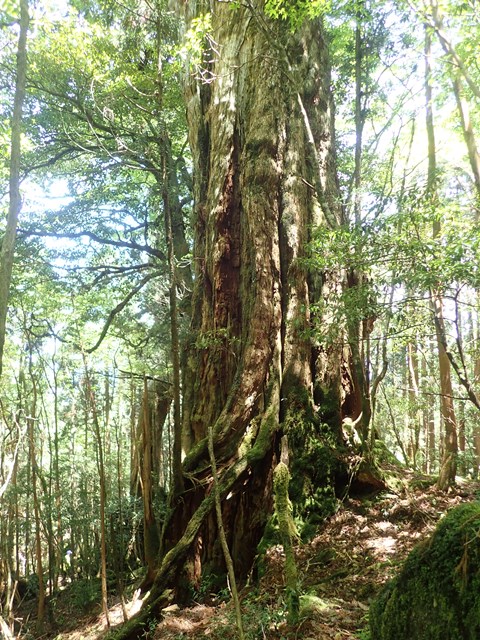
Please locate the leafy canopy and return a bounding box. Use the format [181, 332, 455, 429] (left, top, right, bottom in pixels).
[264, 0, 330, 29]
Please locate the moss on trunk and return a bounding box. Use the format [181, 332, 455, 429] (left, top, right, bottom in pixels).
[109, 4, 357, 637]
[273, 459, 299, 624]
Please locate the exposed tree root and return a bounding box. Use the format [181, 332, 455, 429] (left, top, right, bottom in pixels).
[105, 406, 278, 640]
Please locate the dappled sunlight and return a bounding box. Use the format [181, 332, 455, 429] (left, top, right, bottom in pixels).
[367, 535, 397, 557]
[10, 478, 480, 640]
[154, 604, 222, 639]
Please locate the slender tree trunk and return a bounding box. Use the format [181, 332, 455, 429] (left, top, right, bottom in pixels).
[47, 427, 55, 595]
[129, 380, 140, 498]
[140, 378, 160, 586]
[23, 368, 31, 579]
[457, 401, 466, 476]
[345, 0, 373, 444]
[473, 308, 480, 477]
[424, 25, 458, 488]
[354, 0, 364, 229]
[451, 76, 480, 203]
[150, 7, 187, 498]
[1, 426, 20, 629]
[433, 301, 458, 488]
[0, 0, 29, 376]
[153, 383, 171, 490]
[82, 356, 110, 627]
[427, 0, 480, 102]
[69, 426, 76, 582]
[421, 343, 434, 474]
[114, 416, 128, 622]
[407, 340, 421, 469]
[52, 355, 63, 589]
[27, 355, 46, 633]
[403, 345, 412, 464]
[162, 153, 183, 498]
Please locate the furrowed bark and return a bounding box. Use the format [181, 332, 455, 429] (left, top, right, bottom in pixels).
[109, 2, 352, 637]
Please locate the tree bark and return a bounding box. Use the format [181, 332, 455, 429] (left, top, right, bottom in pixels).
[27, 349, 45, 633]
[474, 317, 480, 477]
[424, 25, 458, 489]
[173, 0, 345, 579]
[140, 378, 160, 587]
[108, 5, 351, 638]
[162, 152, 184, 498]
[407, 340, 421, 469]
[0, 0, 29, 377]
[82, 356, 110, 628]
[451, 75, 480, 203]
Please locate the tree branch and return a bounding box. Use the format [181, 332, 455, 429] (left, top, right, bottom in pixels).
[432, 293, 480, 411]
[85, 271, 160, 353]
[18, 228, 166, 261]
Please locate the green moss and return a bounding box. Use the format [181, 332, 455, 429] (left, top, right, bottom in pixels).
[370, 502, 480, 640]
[247, 403, 278, 463]
[284, 409, 340, 525]
[273, 462, 297, 540]
[372, 440, 405, 467]
[299, 593, 330, 616]
[255, 513, 283, 582]
[314, 383, 342, 429]
[408, 475, 437, 491]
[273, 461, 299, 624]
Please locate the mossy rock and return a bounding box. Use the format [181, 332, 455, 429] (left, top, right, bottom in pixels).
[409, 475, 437, 491]
[370, 501, 480, 640]
[299, 594, 330, 616]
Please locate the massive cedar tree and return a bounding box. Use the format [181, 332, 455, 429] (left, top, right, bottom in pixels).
[111, 3, 355, 636]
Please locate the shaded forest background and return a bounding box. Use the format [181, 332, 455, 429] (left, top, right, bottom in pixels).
[1, 0, 480, 638]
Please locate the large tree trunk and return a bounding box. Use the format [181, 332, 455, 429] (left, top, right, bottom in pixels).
[170, 1, 345, 583]
[109, 6, 351, 638]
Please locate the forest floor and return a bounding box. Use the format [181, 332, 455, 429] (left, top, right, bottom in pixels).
[12, 472, 480, 640]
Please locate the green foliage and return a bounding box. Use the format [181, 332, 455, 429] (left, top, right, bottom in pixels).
[355, 614, 372, 640]
[0, 0, 17, 22]
[370, 502, 480, 640]
[189, 571, 229, 602]
[306, 188, 480, 367]
[177, 13, 212, 69]
[69, 578, 102, 611]
[198, 589, 288, 640]
[264, 0, 329, 30]
[194, 327, 239, 352]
